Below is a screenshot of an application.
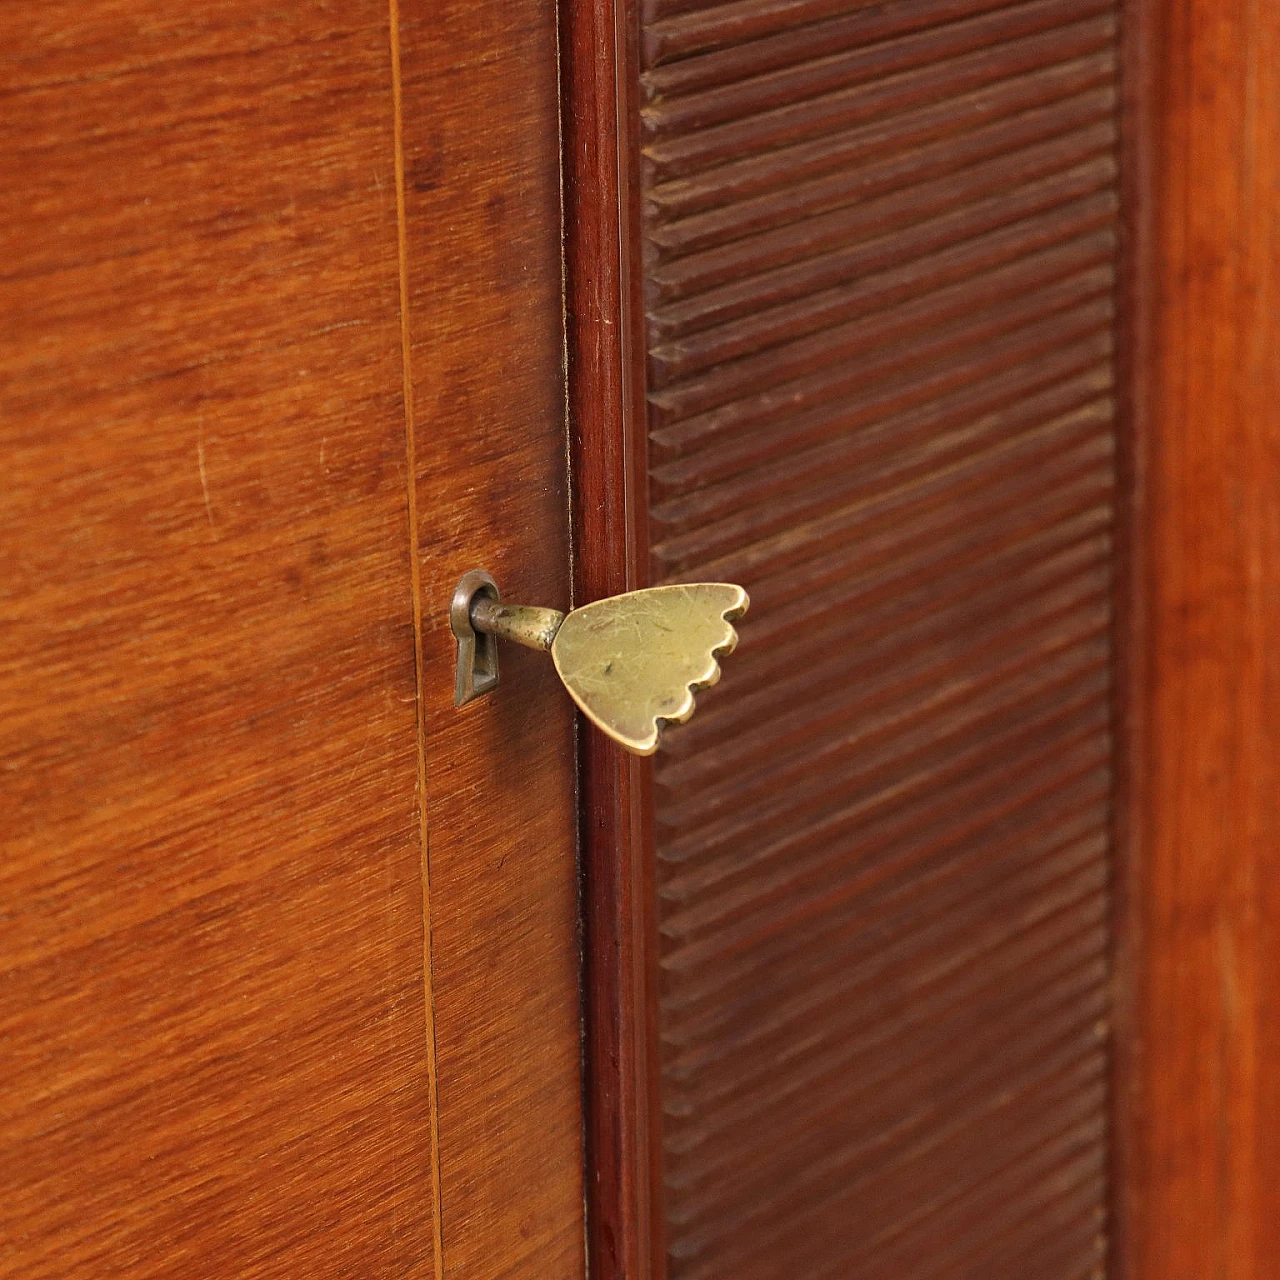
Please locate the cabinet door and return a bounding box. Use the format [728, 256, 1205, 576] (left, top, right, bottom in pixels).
[0, 2, 582, 1276]
[563, 1, 1280, 1278]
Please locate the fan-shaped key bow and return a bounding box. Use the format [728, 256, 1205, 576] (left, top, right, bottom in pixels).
[451, 571, 749, 755]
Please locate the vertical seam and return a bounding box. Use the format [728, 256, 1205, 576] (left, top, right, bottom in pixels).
[389, 1, 446, 1274]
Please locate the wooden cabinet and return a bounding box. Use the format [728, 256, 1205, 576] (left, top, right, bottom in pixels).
[3, 1, 1278, 1277]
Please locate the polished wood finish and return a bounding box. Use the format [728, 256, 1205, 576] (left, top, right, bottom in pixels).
[561, 1, 665, 1275]
[0, 5, 435, 1275]
[11, 1, 1278, 1275]
[397, 0, 587, 1272]
[1119, 2, 1280, 1277]
[1, 2, 585, 1275]
[631, 1, 1123, 1275]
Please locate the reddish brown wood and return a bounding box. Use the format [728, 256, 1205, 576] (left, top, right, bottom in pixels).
[632, 1, 1124, 1276]
[560, 0, 664, 1276]
[396, 0, 587, 1273]
[1118, 2, 1280, 1278]
[0, 5, 436, 1275]
[1, 2, 589, 1275]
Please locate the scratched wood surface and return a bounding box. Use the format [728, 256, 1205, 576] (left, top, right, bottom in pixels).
[396, 0, 587, 1276]
[1117, 2, 1280, 1277]
[0, 4, 435, 1277]
[0, 1, 584, 1277]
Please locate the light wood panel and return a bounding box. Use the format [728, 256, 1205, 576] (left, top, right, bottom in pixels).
[0, 4, 435, 1275]
[1, 2, 588, 1276]
[395, 0, 588, 1274]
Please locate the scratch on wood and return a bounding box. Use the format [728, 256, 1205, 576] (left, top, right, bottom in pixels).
[196, 433, 214, 527]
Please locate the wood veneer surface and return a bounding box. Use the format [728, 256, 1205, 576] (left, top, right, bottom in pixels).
[0, 4, 435, 1276]
[0, 3, 586, 1277]
[639, 1, 1121, 1275]
[1121, 1, 1280, 1276]
[397, 0, 587, 1273]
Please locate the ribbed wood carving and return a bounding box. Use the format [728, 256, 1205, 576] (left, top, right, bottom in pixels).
[640, 1, 1119, 1276]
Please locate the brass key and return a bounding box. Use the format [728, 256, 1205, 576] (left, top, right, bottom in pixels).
[450, 570, 748, 756]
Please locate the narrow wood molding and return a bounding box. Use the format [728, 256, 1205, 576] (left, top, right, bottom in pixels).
[1117, 2, 1280, 1276]
[560, 1, 663, 1277]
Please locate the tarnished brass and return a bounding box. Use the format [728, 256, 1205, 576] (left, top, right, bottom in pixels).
[451, 573, 749, 755]
[450, 569, 500, 706]
[469, 598, 565, 653]
[550, 584, 748, 755]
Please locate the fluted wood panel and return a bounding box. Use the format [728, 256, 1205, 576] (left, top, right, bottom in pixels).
[640, 1, 1119, 1276]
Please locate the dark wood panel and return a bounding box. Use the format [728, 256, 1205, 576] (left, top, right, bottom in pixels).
[636, 1, 1123, 1276]
[1118, 2, 1280, 1277]
[396, 0, 587, 1273]
[0, 5, 435, 1276]
[561, 0, 665, 1275]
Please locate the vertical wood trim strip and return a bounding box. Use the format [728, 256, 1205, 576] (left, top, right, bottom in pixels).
[1120, 1, 1280, 1276]
[560, 0, 664, 1275]
[1108, 0, 1151, 1271]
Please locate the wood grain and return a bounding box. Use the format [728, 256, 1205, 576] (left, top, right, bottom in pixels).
[1118, 1, 1280, 1277]
[0, 4, 435, 1276]
[560, 0, 666, 1276]
[395, 0, 587, 1274]
[636, 1, 1123, 1275]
